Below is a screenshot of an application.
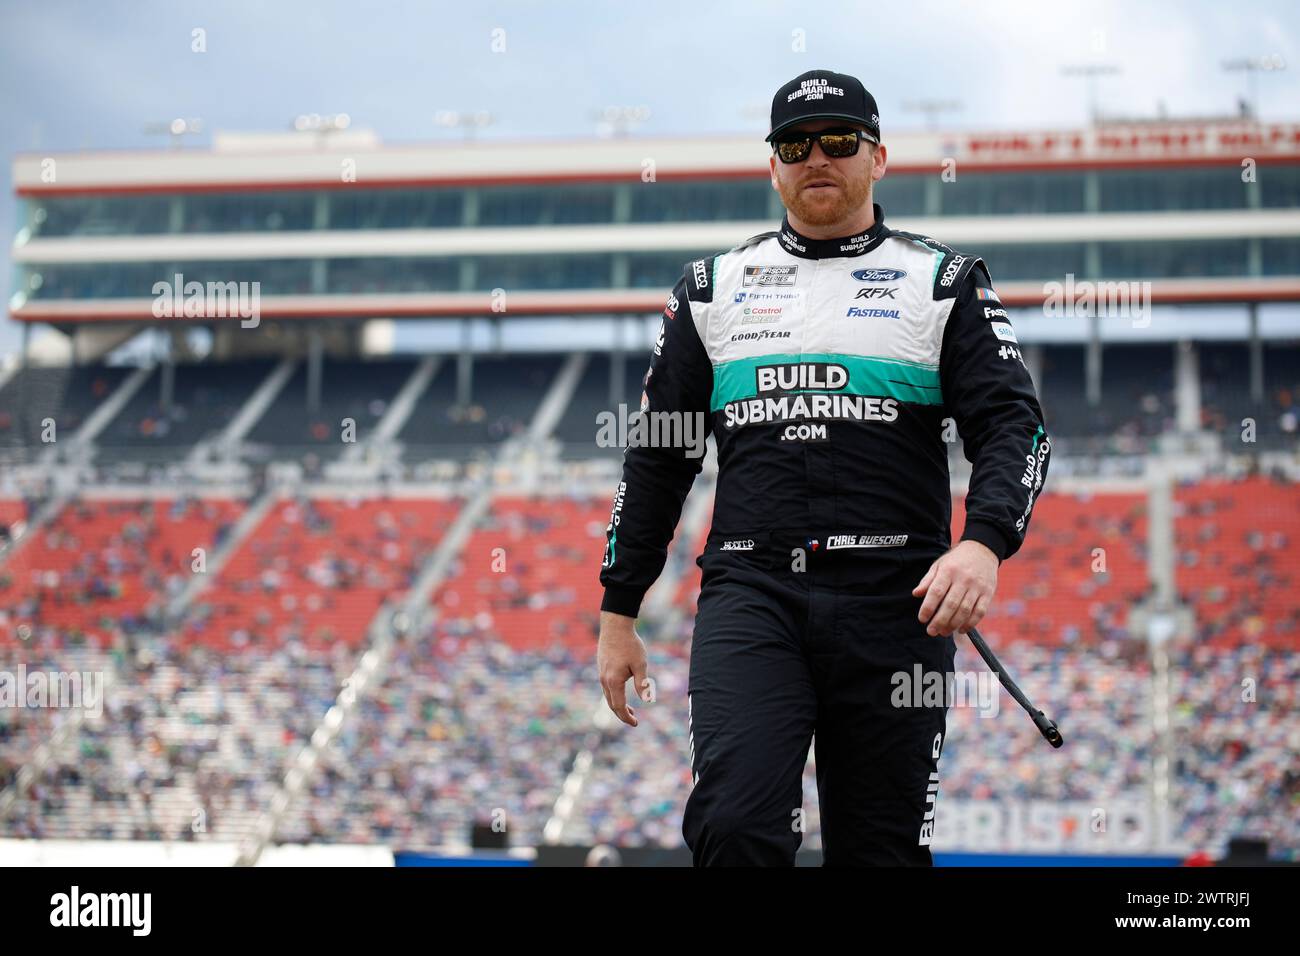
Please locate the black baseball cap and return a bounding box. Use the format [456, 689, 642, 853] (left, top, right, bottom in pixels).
[766, 69, 881, 144]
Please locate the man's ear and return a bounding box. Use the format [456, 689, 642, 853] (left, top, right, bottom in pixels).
[871, 142, 888, 182]
[769, 153, 780, 189]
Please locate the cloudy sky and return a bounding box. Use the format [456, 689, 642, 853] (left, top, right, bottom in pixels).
[2, 0, 1298, 357]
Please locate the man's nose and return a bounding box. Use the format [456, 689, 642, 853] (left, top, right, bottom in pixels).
[804, 141, 833, 164]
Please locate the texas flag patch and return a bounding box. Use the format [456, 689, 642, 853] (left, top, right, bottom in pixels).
[975, 287, 1001, 303]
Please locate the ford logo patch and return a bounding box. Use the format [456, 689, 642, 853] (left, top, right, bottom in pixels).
[852, 268, 907, 282]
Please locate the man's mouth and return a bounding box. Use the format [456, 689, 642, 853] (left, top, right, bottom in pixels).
[805, 180, 839, 190]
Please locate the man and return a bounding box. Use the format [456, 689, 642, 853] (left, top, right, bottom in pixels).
[596, 69, 1050, 866]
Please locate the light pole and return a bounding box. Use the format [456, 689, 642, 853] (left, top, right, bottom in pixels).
[591, 106, 650, 139]
[1060, 64, 1121, 125]
[433, 111, 496, 142]
[293, 112, 352, 147]
[901, 99, 964, 132]
[143, 118, 203, 149]
[1222, 55, 1287, 121]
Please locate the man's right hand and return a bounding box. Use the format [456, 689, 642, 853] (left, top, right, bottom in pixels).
[597, 611, 651, 727]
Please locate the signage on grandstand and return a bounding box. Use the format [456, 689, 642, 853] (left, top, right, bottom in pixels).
[960, 122, 1300, 163]
[931, 799, 1157, 853]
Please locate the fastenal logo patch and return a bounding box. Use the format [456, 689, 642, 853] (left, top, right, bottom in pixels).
[846, 307, 900, 319]
[852, 268, 906, 282]
[743, 265, 799, 286]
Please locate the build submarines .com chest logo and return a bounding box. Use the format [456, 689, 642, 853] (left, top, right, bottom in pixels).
[722, 362, 898, 442]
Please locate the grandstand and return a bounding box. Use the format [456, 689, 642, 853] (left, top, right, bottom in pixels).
[1, 113, 1297, 865]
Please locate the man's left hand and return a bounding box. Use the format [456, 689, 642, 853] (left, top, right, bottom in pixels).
[911, 539, 999, 637]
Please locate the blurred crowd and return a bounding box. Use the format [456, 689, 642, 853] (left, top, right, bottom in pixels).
[277, 632, 594, 847]
[6, 623, 1292, 859]
[0, 480, 1296, 860]
[2, 638, 349, 842]
[0, 497, 240, 643]
[1171, 644, 1299, 854]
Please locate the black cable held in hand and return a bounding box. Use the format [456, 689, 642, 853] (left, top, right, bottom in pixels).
[965, 626, 1063, 748]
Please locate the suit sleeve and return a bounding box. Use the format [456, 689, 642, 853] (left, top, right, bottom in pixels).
[599, 274, 714, 617]
[939, 265, 1050, 562]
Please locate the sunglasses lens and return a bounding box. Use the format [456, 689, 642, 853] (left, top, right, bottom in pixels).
[776, 139, 812, 163]
[819, 133, 860, 158]
[775, 131, 865, 162]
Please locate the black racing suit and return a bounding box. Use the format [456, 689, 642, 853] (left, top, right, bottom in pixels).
[599, 203, 1050, 865]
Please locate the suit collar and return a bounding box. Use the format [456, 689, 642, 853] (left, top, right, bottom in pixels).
[777, 203, 890, 259]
